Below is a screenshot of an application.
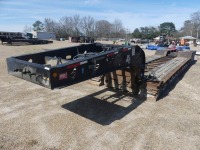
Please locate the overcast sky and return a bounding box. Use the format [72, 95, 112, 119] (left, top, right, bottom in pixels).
[0, 0, 199, 32]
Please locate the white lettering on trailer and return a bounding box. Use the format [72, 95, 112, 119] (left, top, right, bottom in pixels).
[59, 72, 68, 80]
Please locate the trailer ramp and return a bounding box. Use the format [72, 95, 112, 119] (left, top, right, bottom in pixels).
[91, 50, 196, 100]
[145, 50, 196, 99]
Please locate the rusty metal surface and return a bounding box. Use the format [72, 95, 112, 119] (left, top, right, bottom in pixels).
[89, 49, 195, 100]
[155, 50, 169, 56]
[145, 56, 174, 76]
[146, 57, 188, 81]
[145, 51, 195, 99]
[145, 55, 165, 64]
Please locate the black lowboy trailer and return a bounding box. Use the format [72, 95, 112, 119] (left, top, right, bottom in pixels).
[0, 36, 53, 45]
[6, 43, 196, 99]
[6, 43, 146, 94]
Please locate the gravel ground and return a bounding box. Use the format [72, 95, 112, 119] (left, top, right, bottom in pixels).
[0, 41, 200, 150]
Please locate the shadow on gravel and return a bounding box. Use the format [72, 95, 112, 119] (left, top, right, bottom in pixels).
[62, 88, 146, 125]
[2, 43, 31, 46]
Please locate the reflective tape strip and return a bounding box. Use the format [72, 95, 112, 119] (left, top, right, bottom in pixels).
[114, 51, 118, 54]
[44, 67, 50, 70]
[67, 63, 80, 69]
[123, 48, 129, 52]
[80, 60, 88, 65]
[107, 52, 115, 57]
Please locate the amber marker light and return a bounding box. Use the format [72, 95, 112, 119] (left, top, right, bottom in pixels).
[52, 72, 58, 78]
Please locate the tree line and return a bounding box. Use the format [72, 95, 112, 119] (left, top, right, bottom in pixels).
[179, 11, 200, 38]
[132, 11, 200, 39]
[26, 15, 127, 39]
[26, 10, 200, 39]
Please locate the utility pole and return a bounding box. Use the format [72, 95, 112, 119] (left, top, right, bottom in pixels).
[197, 28, 199, 39]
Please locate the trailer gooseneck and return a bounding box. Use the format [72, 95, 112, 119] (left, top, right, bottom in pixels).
[6, 43, 145, 94]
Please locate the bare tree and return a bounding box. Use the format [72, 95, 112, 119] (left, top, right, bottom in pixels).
[180, 20, 195, 36]
[44, 18, 66, 38]
[43, 15, 127, 39]
[44, 18, 57, 32]
[80, 16, 95, 37]
[23, 25, 32, 34]
[71, 15, 82, 36]
[59, 16, 71, 37]
[95, 20, 112, 38]
[191, 11, 200, 38]
[191, 11, 200, 26]
[59, 15, 82, 37]
[111, 19, 125, 38]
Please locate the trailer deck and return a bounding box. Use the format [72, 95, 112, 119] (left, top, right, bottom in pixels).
[0, 36, 53, 45]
